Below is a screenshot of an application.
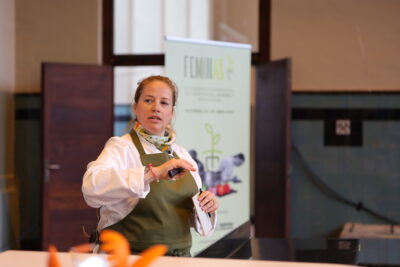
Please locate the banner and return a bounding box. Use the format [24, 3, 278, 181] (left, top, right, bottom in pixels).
[165, 37, 251, 255]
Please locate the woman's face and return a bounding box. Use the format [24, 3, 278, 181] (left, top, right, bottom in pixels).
[133, 81, 174, 136]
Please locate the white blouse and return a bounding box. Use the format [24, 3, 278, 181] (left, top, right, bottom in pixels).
[82, 133, 216, 236]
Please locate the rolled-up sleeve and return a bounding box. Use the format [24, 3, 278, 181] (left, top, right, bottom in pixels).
[82, 137, 150, 208]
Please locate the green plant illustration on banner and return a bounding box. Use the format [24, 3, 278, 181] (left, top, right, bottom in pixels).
[203, 123, 222, 171]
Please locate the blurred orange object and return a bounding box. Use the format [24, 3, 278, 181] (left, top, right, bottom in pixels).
[47, 230, 167, 267]
[48, 245, 61, 267]
[100, 230, 130, 267]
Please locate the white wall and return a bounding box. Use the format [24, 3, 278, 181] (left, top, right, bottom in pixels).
[272, 0, 400, 91]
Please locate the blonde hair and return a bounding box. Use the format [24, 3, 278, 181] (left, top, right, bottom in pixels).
[128, 75, 178, 135]
[134, 75, 178, 107]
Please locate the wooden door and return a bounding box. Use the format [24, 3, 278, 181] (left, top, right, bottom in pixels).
[42, 63, 113, 251]
[254, 59, 292, 238]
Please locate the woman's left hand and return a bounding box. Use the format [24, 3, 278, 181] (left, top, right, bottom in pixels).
[198, 190, 219, 213]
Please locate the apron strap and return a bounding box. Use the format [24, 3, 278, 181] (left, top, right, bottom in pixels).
[129, 130, 146, 156]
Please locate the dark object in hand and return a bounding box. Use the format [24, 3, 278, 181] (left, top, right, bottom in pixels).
[168, 167, 185, 178]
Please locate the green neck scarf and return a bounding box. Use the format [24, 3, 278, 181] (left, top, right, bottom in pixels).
[133, 121, 176, 154]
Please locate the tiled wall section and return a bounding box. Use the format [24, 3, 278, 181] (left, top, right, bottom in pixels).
[16, 93, 400, 242]
[291, 93, 400, 238]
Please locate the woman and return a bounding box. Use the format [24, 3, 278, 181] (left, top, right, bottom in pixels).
[82, 75, 219, 257]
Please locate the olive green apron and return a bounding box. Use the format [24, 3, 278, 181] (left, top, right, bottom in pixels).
[105, 130, 198, 256]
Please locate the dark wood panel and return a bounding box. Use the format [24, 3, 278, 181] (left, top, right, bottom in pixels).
[42, 62, 112, 251]
[254, 59, 291, 237]
[258, 0, 271, 62]
[46, 209, 98, 250]
[102, 0, 113, 65]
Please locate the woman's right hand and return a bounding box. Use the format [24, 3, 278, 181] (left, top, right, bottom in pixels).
[152, 159, 196, 181]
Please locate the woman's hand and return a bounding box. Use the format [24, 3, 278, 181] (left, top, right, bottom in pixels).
[152, 158, 196, 181]
[198, 190, 219, 213]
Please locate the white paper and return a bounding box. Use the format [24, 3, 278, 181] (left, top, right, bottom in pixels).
[192, 192, 213, 235]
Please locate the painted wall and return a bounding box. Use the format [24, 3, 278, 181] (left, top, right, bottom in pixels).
[272, 0, 400, 91]
[0, 0, 101, 251]
[271, 0, 400, 237]
[0, 0, 17, 252]
[15, 0, 101, 93]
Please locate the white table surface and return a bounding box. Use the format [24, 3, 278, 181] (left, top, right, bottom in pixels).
[0, 250, 359, 267]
